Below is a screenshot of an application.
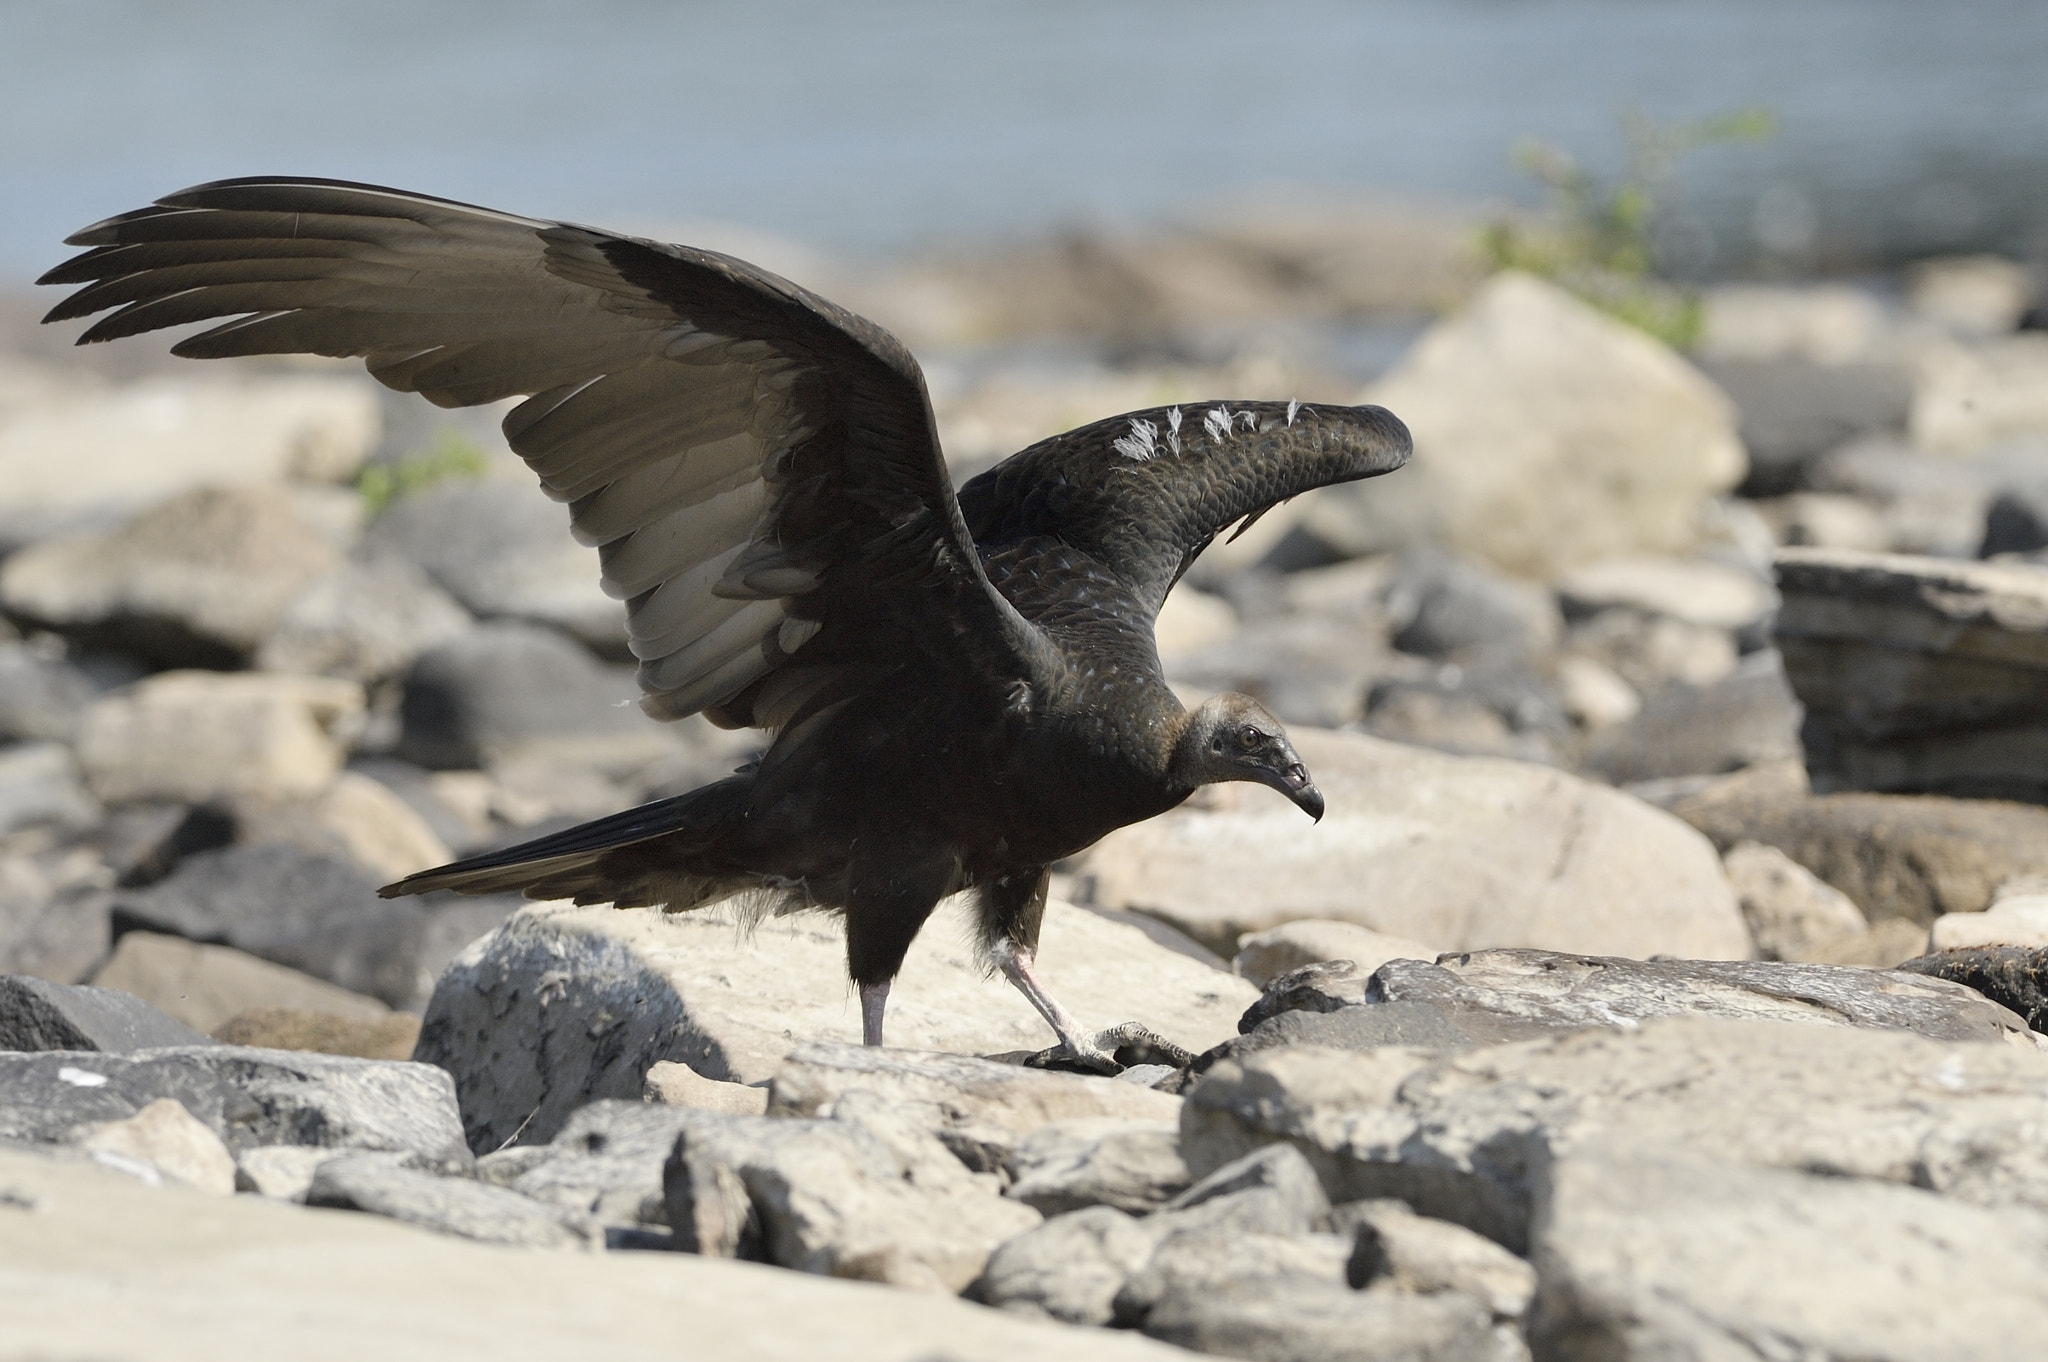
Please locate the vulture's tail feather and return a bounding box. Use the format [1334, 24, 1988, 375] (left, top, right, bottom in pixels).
[379, 776, 749, 906]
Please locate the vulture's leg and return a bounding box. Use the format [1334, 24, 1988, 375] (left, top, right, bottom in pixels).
[843, 844, 954, 1048]
[978, 868, 1118, 1073]
[859, 982, 891, 1046]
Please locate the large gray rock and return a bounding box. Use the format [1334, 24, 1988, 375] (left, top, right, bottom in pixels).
[0, 371, 378, 545]
[109, 843, 428, 1008]
[1776, 547, 2048, 803]
[0, 740, 98, 836]
[306, 1152, 585, 1248]
[0, 1046, 468, 1165]
[769, 1044, 1182, 1129]
[1341, 1199, 1536, 1320]
[1528, 1147, 2048, 1362]
[664, 1099, 1042, 1293]
[1004, 1119, 1189, 1215]
[977, 1205, 1162, 1325]
[1288, 272, 1746, 578]
[1576, 649, 1803, 784]
[508, 1100, 703, 1233]
[0, 1142, 1189, 1362]
[1141, 1278, 1498, 1362]
[0, 974, 211, 1052]
[364, 480, 626, 654]
[1182, 1016, 2048, 1253]
[0, 846, 112, 985]
[1083, 727, 1749, 961]
[75, 670, 364, 806]
[1114, 1232, 1354, 1328]
[981, 1143, 1334, 1328]
[1230, 949, 2037, 1051]
[1697, 355, 1913, 495]
[0, 484, 342, 668]
[417, 897, 1232, 1150]
[1722, 839, 1875, 962]
[0, 638, 104, 743]
[88, 931, 392, 1036]
[396, 621, 674, 771]
[256, 557, 473, 684]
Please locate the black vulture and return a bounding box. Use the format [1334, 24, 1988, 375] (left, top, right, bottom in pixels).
[41, 179, 1411, 1069]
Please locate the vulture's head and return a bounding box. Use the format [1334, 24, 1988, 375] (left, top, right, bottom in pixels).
[1170, 693, 1324, 822]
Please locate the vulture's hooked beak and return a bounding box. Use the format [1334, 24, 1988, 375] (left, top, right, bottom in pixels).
[1285, 766, 1326, 823]
[1255, 747, 1324, 823]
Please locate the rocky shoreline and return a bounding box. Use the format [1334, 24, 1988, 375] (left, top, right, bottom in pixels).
[5, 218, 2048, 1359]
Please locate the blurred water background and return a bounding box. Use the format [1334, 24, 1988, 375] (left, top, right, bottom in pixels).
[4, 0, 2046, 281]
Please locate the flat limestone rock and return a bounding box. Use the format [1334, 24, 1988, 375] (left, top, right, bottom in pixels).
[1529, 1147, 2048, 1361]
[417, 896, 1240, 1150]
[769, 1045, 1182, 1129]
[1084, 727, 1749, 960]
[89, 931, 391, 1036]
[0, 973, 213, 1052]
[1182, 1016, 2048, 1253]
[1353, 949, 2038, 1048]
[0, 1143, 1189, 1362]
[1671, 768, 2048, 922]
[306, 1151, 585, 1249]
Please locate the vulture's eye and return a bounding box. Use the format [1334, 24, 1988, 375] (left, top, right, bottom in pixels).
[1235, 725, 1261, 751]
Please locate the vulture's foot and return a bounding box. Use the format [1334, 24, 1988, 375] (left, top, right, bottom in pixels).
[1022, 1024, 1194, 1075]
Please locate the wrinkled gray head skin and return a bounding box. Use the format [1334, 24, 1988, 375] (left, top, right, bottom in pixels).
[1169, 693, 1324, 821]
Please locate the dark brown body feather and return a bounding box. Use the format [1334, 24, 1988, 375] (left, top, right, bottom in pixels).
[40, 178, 1411, 994]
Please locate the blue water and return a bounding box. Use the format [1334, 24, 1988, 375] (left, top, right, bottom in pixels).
[4, 0, 2047, 282]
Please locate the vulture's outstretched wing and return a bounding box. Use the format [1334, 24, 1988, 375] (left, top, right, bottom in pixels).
[40, 177, 1050, 726]
[955, 400, 1411, 615]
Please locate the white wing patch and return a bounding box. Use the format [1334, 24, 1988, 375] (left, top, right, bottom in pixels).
[1166, 406, 1183, 454]
[1286, 398, 1301, 427]
[1112, 417, 1160, 462]
[1236, 408, 1258, 432]
[1203, 405, 1232, 441]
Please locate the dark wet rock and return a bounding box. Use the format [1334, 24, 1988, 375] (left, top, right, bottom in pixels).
[0, 974, 212, 1052]
[1897, 945, 2048, 1033]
